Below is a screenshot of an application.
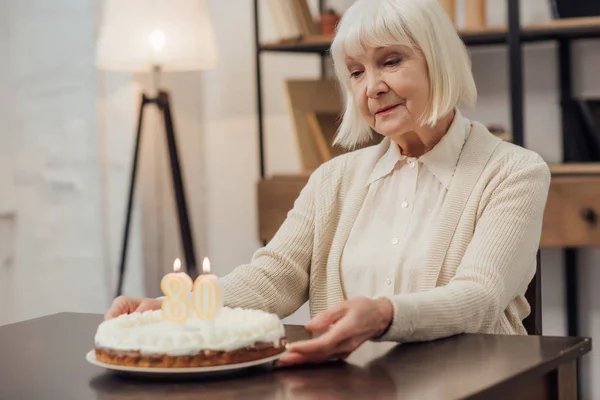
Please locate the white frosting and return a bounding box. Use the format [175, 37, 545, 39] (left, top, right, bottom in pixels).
[95, 307, 286, 356]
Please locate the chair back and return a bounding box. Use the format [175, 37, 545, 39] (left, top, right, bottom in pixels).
[522, 250, 542, 335]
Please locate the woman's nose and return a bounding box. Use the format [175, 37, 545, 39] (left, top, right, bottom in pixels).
[365, 73, 388, 98]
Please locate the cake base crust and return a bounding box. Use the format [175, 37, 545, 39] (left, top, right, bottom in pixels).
[95, 339, 287, 368]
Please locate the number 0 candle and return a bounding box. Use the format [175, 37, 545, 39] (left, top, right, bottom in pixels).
[193, 257, 223, 320]
[161, 258, 193, 323]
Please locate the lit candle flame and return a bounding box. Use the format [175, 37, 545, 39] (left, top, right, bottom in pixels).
[202, 257, 211, 274]
[148, 29, 166, 52]
[173, 258, 181, 272]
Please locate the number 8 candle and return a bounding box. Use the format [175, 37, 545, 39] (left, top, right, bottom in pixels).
[193, 257, 223, 320]
[161, 258, 193, 323]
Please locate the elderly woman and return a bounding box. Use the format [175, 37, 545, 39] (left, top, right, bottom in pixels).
[105, 0, 550, 366]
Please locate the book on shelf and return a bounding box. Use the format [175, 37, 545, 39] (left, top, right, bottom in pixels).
[266, 0, 319, 41]
[284, 79, 344, 171]
[290, 0, 319, 37]
[267, 0, 302, 41]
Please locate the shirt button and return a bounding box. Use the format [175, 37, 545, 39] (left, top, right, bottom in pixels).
[409, 160, 416, 168]
[391, 237, 399, 245]
[401, 200, 409, 208]
[385, 277, 392, 286]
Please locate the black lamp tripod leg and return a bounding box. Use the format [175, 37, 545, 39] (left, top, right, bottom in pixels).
[115, 94, 148, 298]
[158, 91, 197, 279]
[115, 91, 198, 297]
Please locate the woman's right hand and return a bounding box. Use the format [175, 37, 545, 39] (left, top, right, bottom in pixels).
[104, 296, 162, 320]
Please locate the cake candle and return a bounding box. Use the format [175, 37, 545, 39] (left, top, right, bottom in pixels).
[192, 257, 223, 321]
[160, 258, 193, 323]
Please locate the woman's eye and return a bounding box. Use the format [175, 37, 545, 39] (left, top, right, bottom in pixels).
[384, 58, 401, 67]
[349, 70, 363, 78]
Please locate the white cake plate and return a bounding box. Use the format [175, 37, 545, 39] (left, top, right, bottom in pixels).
[86, 350, 284, 379]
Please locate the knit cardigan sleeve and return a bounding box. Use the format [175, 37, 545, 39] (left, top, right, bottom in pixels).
[377, 157, 551, 343]
[219, 169, 319, 319]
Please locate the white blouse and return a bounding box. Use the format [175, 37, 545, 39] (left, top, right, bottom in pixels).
[341, 111, 470, 299]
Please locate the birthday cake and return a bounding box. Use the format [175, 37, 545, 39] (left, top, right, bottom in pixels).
[94, 307, 287, 368]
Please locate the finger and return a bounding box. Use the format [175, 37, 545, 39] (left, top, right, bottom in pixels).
[288, 335, 359, 358]
[103, 309, 118, 321]
[276, 350, 330, 367]
[104, 297, 130, 320]
[135, 299, 161, 313]
[276, 347, 352, 368]
[305, 304, 347, 332]
[289, 316, 355, 354]
[287, 333, 338, 355]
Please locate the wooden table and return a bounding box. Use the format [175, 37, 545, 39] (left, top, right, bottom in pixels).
[0, 313, 591, 399]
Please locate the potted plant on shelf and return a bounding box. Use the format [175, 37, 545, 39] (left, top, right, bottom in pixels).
[320, 8, 341, 35]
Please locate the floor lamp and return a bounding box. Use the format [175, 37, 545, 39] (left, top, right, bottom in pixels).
[95, 0, 218, 297]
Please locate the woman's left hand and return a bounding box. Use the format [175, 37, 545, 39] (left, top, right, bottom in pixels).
[277, 297, 394, 367]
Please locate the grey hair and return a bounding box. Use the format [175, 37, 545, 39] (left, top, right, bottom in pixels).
[330, 0, 477, 149]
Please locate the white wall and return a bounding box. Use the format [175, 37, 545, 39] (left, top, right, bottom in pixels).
[0, 0, 16, 325]
[0, 0, 108, 323]
[97, 73, 144, 298]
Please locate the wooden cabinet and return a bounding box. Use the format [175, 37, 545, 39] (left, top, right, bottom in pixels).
[258, 164, 600, 246]
[541, 164, 600, 247]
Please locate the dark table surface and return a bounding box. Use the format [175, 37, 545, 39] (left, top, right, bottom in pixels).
[0, 312, 591, 400]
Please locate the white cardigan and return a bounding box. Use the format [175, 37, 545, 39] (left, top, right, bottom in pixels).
[221, 120, 551, 343]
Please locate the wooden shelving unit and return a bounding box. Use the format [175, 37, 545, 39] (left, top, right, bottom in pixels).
[261, 34, 333, 53]
[260, 16, 600, 53]
[550, 162, 600, 176]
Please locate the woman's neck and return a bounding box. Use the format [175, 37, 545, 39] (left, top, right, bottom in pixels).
[392, 110, 456, 158]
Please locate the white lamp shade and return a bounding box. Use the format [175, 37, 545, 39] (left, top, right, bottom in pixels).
[96, 0, 218, 72]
